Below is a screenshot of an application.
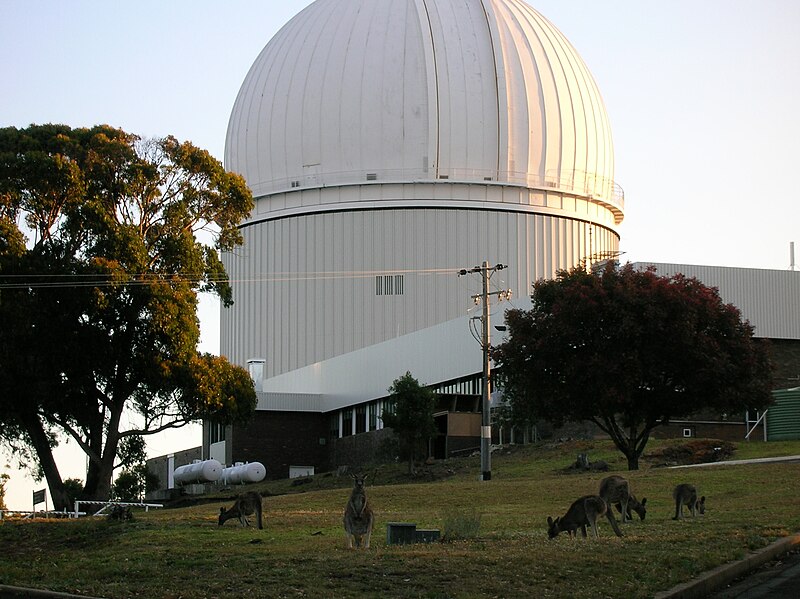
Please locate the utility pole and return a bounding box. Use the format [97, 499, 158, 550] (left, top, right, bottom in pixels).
[458, 261, 512, 481]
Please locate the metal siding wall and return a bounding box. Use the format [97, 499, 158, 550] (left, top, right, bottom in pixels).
[222, 209, 619, 377]
[767, 389, 800, 441]
[634, 263, 800, 340]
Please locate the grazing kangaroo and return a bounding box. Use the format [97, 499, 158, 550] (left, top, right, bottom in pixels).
[218, 491, 263, 529]
[343, 473, 374, 549]
[599, 475, 647, 523]
[672, 484, 705, 520]
[614, 493, 648, 521]
[547, 495, 621, 539]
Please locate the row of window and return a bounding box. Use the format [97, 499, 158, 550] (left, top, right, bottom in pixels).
[328, 376, 484, 440]
[330, 399, 395, 438]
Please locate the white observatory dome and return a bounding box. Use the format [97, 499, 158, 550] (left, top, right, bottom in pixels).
[226, 0, 622, 220]
[221, 0, 623, 382]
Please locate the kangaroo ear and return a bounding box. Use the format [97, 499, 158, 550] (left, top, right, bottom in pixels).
[641, 498, 647, 506]
[547, 516, 553, 526]
[219, 507, 224, 515]
[699, 496, 706, 504]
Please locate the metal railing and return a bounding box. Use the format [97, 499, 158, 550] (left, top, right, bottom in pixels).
[745, 409, 768, 441]
[249, 167, 625, 212]
[74, 500, 163, 518]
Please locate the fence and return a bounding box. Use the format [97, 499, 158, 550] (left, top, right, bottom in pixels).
[0, 508, 85, 520]
[74, 500, 163, 517]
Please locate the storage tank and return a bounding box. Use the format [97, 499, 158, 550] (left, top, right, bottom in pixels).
[173, 459, 222, 485]
[222, 462, 266, 485]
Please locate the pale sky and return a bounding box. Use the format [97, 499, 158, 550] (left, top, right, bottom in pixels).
[2, 0, 798, 510]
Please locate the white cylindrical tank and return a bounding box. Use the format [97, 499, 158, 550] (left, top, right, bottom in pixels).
[222, 462, 266, 485]
[173, 459, 222, 485]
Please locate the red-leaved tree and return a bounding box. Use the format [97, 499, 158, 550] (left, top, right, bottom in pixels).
[492, 263, 773, 470]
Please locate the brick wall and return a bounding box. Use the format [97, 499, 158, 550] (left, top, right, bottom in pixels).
[232, 411, 329, 479]
[651, 421, 764, 442]
[769, 338, 800, 389]
[330, 428, 396, 471]
[146, 446, 202, 491]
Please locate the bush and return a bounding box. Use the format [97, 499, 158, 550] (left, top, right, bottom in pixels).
[441, 509, 482, 542]
[647, 439, 735, 466]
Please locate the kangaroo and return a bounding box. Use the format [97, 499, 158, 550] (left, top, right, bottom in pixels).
[599, 475, 647, 523]
[614, 493, 648, 521]
[218, 491, 263, 529]
[547, 495, 621, 539]
[672, 483, 705, 520]
[343, 473, 374, 549]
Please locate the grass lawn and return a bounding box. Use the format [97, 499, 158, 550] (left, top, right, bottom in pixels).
[1, 438, 799, 598]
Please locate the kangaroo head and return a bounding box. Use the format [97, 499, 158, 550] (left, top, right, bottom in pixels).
[635, 497, 647, 521]
[546, 516, 560, 539]
[351, 473, 369, 492]
[697, 496, 706, 515]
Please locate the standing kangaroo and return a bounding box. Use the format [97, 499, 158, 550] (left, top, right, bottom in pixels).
[218, 491, 263, 529]
[547, 495, 622, 539]
[343, 473, 374, 549]
[672, 484, 705, 520]
[599, 475, 647, 523]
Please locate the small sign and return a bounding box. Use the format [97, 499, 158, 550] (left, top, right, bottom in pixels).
[33, 489, 46, 506]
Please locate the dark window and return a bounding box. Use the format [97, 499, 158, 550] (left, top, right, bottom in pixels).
[210, 423, 225, 444]
[368, 402, 378, 431]
[330, 413, 340, 439]
[342, 409, 353, 437]
[355, 405, 367, 434]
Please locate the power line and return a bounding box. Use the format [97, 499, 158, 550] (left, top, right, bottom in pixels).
[0, 267, 466, 290]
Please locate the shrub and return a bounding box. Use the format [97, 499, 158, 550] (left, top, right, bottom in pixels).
[441, 509, 482, 542]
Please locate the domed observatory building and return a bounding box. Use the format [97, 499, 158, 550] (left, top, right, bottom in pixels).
[211, 0, 624, 476]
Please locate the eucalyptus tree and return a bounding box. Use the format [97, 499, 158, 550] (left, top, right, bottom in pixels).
[0, 124, 257, 509]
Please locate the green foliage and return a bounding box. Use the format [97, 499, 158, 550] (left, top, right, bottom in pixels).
[492, 263, 773, 470]
[117, 467, 162, 503]
[382, 372, 438, 474]
[62, 478, 84, 507]
[112, 435, 160, 502]
[111, 467, 152, 502]
[0, 124, 257, 508]
[117, 436, 147, 471]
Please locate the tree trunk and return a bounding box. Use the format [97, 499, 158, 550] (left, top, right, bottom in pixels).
[21, 413, 71, 511]
[626, 451, 640, 471]
[626, 424, 641, 470]
[82, 407, 123, 501]
[84, 436, 121, 501]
